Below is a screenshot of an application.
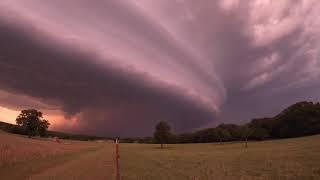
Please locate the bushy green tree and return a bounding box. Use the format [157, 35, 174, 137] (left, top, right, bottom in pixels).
[154, 121, 171, 148]
[16, 109, 50, 137]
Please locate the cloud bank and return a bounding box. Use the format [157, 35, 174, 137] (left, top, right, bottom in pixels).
[0, 0, 319, 136]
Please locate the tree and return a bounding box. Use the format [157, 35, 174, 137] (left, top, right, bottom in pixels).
[154, 121, 171, 149]
[16, 109, 50, 137]
[216, 127, 231, 144]
[250, 128, 270, 140]
[241, 125, 253, 148]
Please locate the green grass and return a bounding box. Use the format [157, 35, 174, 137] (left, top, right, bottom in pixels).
[120, 135, 320, 180]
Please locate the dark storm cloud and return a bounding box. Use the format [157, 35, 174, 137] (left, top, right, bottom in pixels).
[0, 0, 319, 136]
[0, 21, 215, 136]
[133, 0, 320, 124]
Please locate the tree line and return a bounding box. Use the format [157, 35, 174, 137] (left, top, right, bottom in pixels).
[0, 109, 108, 141]
[122, 101, 320, 144]
[2, 101, 320, 143]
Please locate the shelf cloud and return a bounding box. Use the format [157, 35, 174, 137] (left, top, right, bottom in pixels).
[0, 0, 319, 136]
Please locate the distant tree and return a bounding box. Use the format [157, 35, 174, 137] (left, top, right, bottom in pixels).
[270, 101, 320, 138]
[216, 124, 242, 141]
[250, 128, 270, 140]
[129, 101, 320, 145]
[16, 109, 50, 137]
[178, 133, 195, 143]
[216, 127, 231, 144]
[154, 121, 172, 149]
[241, 125, 253, 148]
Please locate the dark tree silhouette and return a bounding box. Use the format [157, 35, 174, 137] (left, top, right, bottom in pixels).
[154, 121, 171, 149]
[114, 101, 320, 144]
[16, 109, 50, 137]
[241, 125, 253, 148]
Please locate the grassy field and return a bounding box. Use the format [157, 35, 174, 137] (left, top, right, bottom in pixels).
[0, 131, 115, 180]
[120, 135, 320, 180]
[2, 130, 320, 180]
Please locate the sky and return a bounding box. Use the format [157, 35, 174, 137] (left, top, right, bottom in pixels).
[0, 0, 319, 137]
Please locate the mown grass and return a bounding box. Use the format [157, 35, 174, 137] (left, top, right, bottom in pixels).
[0, 145, 103, 180]
[0, 131, 115, 180]
[120, 135, 320, 180]
[0, 130, 99, 166]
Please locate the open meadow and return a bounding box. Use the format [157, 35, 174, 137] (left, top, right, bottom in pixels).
[0, 131, 115, 180]
[1, 129, 320, 180]
[120, 135, 320, 180]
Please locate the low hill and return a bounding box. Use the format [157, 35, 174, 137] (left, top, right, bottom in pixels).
[122, 101, 320, 144]
[250, 101, 320, 138]
[177, 101, 320, 143]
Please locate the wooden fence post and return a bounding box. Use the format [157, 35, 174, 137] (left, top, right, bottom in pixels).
[116, 138, 120, 180]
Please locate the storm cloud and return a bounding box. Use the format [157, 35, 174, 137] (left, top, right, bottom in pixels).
[0, 0, 319, 136]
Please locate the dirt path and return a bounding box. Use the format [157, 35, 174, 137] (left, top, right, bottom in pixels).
[28, 144, 116, 180]
[0, 132, 116, 180]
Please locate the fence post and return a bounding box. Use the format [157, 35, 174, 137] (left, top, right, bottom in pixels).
[116, 138, 120, 180]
